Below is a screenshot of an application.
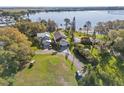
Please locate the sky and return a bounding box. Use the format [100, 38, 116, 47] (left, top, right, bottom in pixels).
[0, 0, 124, 7]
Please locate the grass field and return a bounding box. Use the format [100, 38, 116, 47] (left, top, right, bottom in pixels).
[13, 54, 77, 86]
[74, 32, 86, 38]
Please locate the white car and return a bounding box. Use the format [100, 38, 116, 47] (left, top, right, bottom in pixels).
[76, 70, 82, 76]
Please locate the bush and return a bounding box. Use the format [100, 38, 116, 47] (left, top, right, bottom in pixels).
[81, 37, 92, 45]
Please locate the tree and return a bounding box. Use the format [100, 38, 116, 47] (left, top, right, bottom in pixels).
[108, 30, 118, 41]
[64, 18, 70, 30]
[47, 19, 57, 32]
[105, 21, 113, 29]
[71, 17, 76, 31]
[0, 49, 18, 77]
[79, 63, 124, 86]
[78, 64, 98, 86]
[69, 17, 76, 43]
[0, 27, 33, 77]
[108, 30, 124, 52]
[15, 20, 47, 36]
[40, 19, 47, 26]
[84, 21, 91, 35]
[94, 22, 105, 34]
[26, 12, 30, 20]
[15, 20, 47, 46]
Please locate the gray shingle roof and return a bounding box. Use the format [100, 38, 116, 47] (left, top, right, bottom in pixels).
[59, 39, 69, 46]
[37, 32, 50, 38]
[53, 31, 64, 41]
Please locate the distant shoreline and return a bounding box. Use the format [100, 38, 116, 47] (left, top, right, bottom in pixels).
[0, 7, 124, 12]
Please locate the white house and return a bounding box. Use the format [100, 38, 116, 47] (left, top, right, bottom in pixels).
[37, 32, 51, 49]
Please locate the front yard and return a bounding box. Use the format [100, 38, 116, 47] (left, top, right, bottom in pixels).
[13, 54, 77, 86]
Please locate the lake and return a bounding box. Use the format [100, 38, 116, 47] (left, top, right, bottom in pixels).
[28, 10, 124, 30]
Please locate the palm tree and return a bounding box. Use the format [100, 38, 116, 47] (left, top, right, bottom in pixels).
[64, 18, 70, 30]
[84, 21, 92, 35]
[40, 19, 47, 26]
[27, 10, 30, 20]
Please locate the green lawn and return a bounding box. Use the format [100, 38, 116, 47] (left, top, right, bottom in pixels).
[14, 54, 77, 86]
[96, 34, 106, 40]
[0, 78, 8, 86]
[74, 32, 86, 38]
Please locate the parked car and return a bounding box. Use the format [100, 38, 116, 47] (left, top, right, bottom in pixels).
[75, 70, 82, 80]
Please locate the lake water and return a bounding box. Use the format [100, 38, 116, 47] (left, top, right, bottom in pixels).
[29, 10, 124, 30]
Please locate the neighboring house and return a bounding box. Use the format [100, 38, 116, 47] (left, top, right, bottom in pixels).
[81, 37, 100, 45]
[89, 37, 100, 44]
[53, 31, 69, 51]
[53, 31, 66, 42]
[81, 37, 92, 45]
[59, 39, 69, 51]
[0, 41, 6, 49]
[0, 16, 15, 27]
[37, 32, 51, 49]
[74, 37, 81, 43]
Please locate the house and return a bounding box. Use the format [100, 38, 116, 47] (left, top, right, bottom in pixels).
[74, 37, 81, 43]
[0, 16, 15, 27]
[81, 37, 92, 45]
[81, 37, 100, 45]
[0, 41, 6, 49]
[37, 32, 51, 49]
[89, 37, 100, 44]
[53, 31, 66, 42]
[53, 31, 69, 51]
[59, 39, 69, 51]
[41, 39, 52, 49]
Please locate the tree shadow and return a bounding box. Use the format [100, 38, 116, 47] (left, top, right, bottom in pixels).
[115, 56, 124, 72]
[73, 49, 88, 64]
[73, 48, 98, 66]
[28, 63, 34, 69]
[99, 52, 112, 65]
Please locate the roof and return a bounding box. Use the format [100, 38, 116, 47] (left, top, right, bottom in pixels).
[37, 32, 50, 38]
[42, 39, 51, 44]
[59, 39, 69, 46]
[74, 37, 81, 43]
[89, 37, 100, 43]
[53, 31, 65, 41]
[0, 41, 6, 46]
